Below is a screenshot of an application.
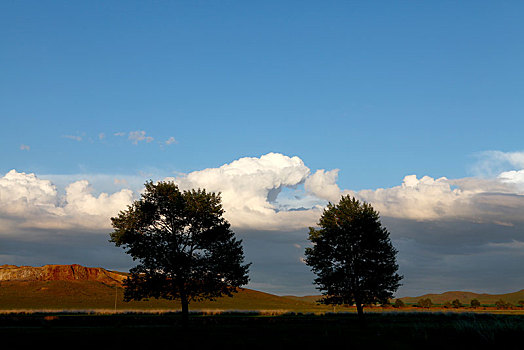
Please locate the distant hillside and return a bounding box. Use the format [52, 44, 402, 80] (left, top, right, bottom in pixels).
[288, 290, 524, 307]
[400, 290, 524, 306]
[282, 295, 324, 304]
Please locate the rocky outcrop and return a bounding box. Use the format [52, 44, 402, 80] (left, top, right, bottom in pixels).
[0, 264, 126, 285]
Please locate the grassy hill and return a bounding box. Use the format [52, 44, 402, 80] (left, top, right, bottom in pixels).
[0, 280, 330, 312]
[282, 295, 324, 304]
[3, 280, 524, 311]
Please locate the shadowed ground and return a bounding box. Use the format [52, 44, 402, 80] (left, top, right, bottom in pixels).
[1, 312, 523, 349]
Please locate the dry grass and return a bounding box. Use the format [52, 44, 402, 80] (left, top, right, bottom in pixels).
[2, 280, 524, 316]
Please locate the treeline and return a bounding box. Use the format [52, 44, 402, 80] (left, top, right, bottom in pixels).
[385, 298, 524, 309]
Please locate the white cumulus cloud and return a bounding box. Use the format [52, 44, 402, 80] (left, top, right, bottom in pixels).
[304, 169, 342, 202]
[63, 180, 134, 222]
[347, 174, 524, 225]
[0, 170, 60, 217]
[498, 170, 524, 189]
[352, 175, 463, 220]
[0, 170, 134, 233]
[166, 152, 322, 230]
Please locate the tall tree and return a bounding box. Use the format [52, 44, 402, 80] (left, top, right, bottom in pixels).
[305, 195, 402, 324]
[110, 181, 250, 324]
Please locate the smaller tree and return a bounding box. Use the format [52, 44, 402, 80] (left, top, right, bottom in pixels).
[470, 299, 481, 308]
[418, 298, 433, 308]
[495, 299, 512, 309]
[451, 299, 462, 308]
[517, 300, 524, 308]
[393, 299, 405, 308]
[305, 196, 403, 325]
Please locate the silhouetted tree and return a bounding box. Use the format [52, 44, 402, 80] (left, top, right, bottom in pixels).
[451, 299, 462, 308]
[418, 298, 433, 308]
[518, 300, 524, 308]
[110, 181, 250, 325]
[380, 300, 391, 308]
[495, 299, 512, 309]
[393, 299, 405, 308]
[305, 195, 403, 325]
[470, 299, 481, 308]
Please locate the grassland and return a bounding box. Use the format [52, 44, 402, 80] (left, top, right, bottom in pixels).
[2, 280, 524, 314]
[0, 280, 330, 312]
[1, 311, 523, 349]
[3, 279, 524, 348]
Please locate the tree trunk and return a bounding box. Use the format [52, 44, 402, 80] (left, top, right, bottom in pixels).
[180, 293, 189, 328]
[355, 302, 366, 328]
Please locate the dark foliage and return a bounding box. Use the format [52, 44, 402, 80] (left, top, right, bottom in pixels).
[393, 299, 405, 308]
[380, 300, 391, 308]
[470, 299, 481, 308]
[451, 299, 463, 308]
[495, 299, 512, 309]
[418, 298, 433, 308]
[305, 195, 402, 322]
[110, 181, 250, 320]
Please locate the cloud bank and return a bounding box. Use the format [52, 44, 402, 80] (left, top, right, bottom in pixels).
[162, 151, 524, 230]
[349, 175, 524, 225]
[2, 151, 524, 234]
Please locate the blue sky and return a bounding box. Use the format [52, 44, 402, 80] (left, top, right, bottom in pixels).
[2, 1, 524, 296]
[3, 1, 524, 188]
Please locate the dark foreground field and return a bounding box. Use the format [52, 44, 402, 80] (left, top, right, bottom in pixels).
[1, 312, 523, 349]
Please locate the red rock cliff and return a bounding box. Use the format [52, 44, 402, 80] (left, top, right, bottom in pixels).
[0, 264, 126, 285]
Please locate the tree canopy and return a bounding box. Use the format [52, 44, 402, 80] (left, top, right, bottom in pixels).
[110, 181, 250, 321]
[451, 299, 463, 308]
[305, 195, 402, 322]
[393, 299, 405, 308]
[470, 299, 481, 308]
[418, 298, 433, 308]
